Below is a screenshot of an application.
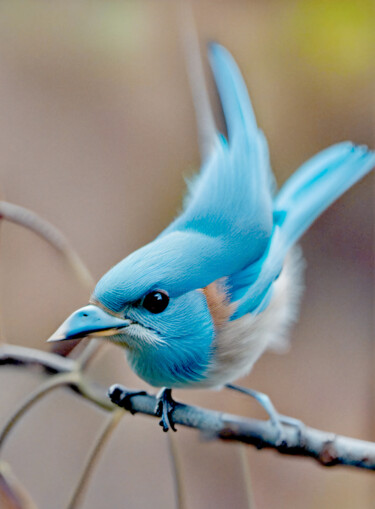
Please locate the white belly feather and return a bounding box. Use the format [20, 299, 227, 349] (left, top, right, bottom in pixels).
[198, 247, 305, 389]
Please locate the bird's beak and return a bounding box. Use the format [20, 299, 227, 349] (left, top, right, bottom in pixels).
[47, 304, 131, 342]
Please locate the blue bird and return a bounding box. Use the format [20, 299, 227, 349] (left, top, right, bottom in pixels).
[48, 44, 375, 434]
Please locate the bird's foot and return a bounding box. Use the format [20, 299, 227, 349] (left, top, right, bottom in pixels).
[226, 383, 305, 446]
[108, 384, 147, 414]
[274, 415, 306, 447]
[155, 388, 177, 432]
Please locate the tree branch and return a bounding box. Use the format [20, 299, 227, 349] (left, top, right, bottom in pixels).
[0, 461, 38, 509]
[66, 410, 124, 509]
[0, 201, 94, 292]
[0, 344, 76, 374]
[0, 372, 81, 451]
[166, 433, 187, 509]
[108, 387, 375, 471]
[0, 344, 113, 411]
[0, 200, 102, 359]
[1, 344, 375, 470]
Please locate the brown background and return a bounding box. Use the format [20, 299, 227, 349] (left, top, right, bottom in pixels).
[0, 1, 374, 508]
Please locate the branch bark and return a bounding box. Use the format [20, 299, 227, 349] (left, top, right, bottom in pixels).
[1, 344, 375, 471]
[109, 386, 375, 471]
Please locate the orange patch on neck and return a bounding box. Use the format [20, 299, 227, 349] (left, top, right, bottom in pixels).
[202, 280, 234, 330]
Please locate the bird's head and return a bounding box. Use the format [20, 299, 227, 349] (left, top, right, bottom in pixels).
[48, 232, 234, 388]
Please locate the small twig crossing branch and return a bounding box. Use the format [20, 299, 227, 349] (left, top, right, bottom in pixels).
[0, 345, 114, 412]
[167, 433, 188, 509]
[0, 372, 80, 450]
[1, 343, 375, 471]
[66, 410, 124, 509]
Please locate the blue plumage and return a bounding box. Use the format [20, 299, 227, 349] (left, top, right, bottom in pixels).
[231, 142, 375, 318]
[48, 44, 375, 422]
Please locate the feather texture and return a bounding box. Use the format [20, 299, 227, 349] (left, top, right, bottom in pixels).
[201, 280, 234, 330]
[198, 248, 305, 389]
[52, 43, 375, 394]
[230, 142, 375, 319]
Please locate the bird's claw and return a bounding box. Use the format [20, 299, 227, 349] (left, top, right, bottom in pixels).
[269, 417, 285, 447]
[262, 412, 306, 447]
[276, 415, 306, 447]
[155, 388, 177, 432]
[226, 383, 305, 447]
[108, 384, 147, 414]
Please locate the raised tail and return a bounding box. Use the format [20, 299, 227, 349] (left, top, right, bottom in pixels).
[231, 143, 375, 319]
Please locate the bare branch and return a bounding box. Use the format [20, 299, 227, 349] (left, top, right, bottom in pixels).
[166, 433, 187, 509]
[1, 345, 375, 470]
[75, 339, 104, 371]
[0, 372, 80, 451]
[238, 445, 256, 509]
[0, 201, 94, 292]
[0, 461, 39, 509]
[0, 201, 105, 361]
[109, 387, 375, 471]
[0, 344, 76, 374]
[179, 0, 217, 161]
[66, 410, 124, 509]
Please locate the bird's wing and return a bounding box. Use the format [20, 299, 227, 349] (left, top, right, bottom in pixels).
[161, 44, 274, 276]
[230, 143, 375, 319]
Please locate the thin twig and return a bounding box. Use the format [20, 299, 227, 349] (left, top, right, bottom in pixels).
[0, 201, 107, 363]
[76, 375, 114, 412]
[166, 434, 187, 509]
[238, 445, 256, 509]
[0, 344, 77, 374]
[0, 215, 5, 345]
[179, 0, 217, 161]
[0, 201, 94, 292]
[0, 371, 80, 452]
[109, 386, 375, 471]
[0, 368, 114, 455]
[0, 461, 39, 509]
[75, 339, 103, 371]
[66, 409, 124, 509]
[0, 344, 113, 411]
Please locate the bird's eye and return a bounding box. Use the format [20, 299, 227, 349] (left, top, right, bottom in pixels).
[142, 290, 169, 314]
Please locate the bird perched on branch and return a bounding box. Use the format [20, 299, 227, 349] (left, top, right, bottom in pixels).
[48, 44, 375, 435]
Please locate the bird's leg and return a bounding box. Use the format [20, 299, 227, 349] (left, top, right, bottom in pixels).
[226, 383, 305, 446]
[155, 388, 177, 432]
[108, 384, 147, 415]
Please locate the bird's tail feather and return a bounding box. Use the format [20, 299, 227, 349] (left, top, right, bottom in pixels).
[208, 43, 274, 194]
[208, 43, 257, 140]
[162, 43, 275, 276]
[231, 143, 375, 319]
[274, 142, 375, 254]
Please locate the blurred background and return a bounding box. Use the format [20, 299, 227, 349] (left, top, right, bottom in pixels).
[0, 0, 374, 507]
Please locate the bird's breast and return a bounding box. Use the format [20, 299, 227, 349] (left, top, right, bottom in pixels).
[196, 247, 305, 389]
